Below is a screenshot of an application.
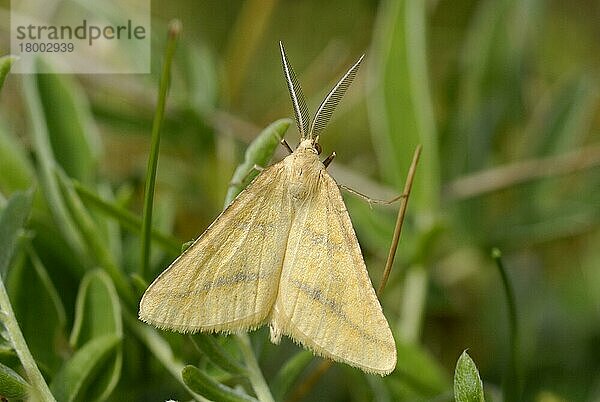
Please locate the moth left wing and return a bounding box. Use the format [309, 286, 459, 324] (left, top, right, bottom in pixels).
[139, 162, 291, 333]
[270, 170, 397, 375]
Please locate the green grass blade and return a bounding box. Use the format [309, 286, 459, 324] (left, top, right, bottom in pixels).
[73, 181, 181, 253]
[491, 248, 520, 402]
[368, 0, 439, 210]
[140, 20, 181, 279]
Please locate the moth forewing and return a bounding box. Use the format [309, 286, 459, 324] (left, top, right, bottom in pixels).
[139, 162, 291, 333]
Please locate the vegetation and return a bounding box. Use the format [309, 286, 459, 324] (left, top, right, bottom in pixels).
[0, 0, 599, 401]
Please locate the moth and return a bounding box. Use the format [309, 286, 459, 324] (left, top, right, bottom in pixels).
[139, 42, 397, 375]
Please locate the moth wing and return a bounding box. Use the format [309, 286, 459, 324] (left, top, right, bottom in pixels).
[139, 162, 291, 333]
[271, 170, 397, 375]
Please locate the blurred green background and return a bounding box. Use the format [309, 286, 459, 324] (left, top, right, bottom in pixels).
[0, 0, 599, 401]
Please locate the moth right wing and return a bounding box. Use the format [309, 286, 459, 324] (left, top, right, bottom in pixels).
[139, 161, 291, 333]
[271, 170, 396, 375]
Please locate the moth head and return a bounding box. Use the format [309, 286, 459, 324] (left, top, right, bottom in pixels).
[279, 41, 364, 144]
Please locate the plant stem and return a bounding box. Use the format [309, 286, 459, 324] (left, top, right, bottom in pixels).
[236, 334, 275, 402]
[0, 279, 56, 402]
[140, 19, 181, 279]
[492, 248, 520, 402]
[378, 145, 422, 295]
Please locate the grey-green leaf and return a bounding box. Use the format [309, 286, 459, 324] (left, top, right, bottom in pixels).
[182, 365, 258, 402]
[386, 338, 450, 396]
[50, 334, 121, 402]
[0, 191, 33, 277]
[272, 350, 313, 401]
[454, 350, 485, 402]
[0, 55, 17, 91]
[224, 118, 291, 206]
[69, 270, 122, 402]
[0, 121, 35, 194]
[192, 333, 246, 375]
[35, 58, 101, 184]
[0, 361, 29, 399]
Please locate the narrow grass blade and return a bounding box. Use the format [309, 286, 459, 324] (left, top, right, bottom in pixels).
[491, 248, 520, 402]
[140, 20, 181, 279]
[73, 181, 181, 254]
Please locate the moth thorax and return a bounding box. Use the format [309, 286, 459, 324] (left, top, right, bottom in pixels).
[286, 148, 323, 202]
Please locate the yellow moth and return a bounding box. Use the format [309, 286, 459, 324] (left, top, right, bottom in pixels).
[139, 42, 397, 375]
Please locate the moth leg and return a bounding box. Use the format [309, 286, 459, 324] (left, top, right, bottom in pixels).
[281, 139, 294, 154]
[339, 184, 407, 208]
[322, 152, 336, 168]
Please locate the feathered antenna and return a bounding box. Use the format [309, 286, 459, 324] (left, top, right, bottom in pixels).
[279, 41, 311, 140]
[310, 54, 364, 140]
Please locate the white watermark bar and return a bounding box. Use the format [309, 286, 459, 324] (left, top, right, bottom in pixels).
[10, 0, 151, 74]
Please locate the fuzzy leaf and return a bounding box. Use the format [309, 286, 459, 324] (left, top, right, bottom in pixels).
[454, 351, 485, 402]
[69, 270, 122, 402]
[0, 191, 32, 277]
[272, 350, 313, 401]
[50, 334, 120, 402]
[192, 333, 246, 375]
[35, 58, 101, 184]
[0, 361, 29, 399]
[0, 55, 17, 91]
[0, 122, 35, 195]
[225, 118, 291, 205]
[182, 365, 258, 402]
[7, 250, 67, 375]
